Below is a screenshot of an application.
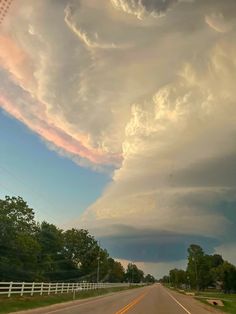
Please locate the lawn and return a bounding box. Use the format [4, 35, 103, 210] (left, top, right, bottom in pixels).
[165, 285, 236, 313]
[0, 286, 140, 314]
[196, 291, 236, 314]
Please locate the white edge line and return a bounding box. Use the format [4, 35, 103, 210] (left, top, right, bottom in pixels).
[165, 289, 192, 314]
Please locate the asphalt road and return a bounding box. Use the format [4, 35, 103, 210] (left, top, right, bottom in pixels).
[14, 284, 223, 314]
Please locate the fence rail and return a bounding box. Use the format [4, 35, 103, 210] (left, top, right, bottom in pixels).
[0, 281, 134, 297]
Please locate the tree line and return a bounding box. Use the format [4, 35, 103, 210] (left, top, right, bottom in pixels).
[0, 196, 155, 283]
[160, 244, 236, 293]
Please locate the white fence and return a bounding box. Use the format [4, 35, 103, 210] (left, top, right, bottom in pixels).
[0, 282, 132, 297]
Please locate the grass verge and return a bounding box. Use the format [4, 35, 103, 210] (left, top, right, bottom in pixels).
[195, 292, 236, 314]
[0, 285, 141, 314]
[164, 285, 236, 313]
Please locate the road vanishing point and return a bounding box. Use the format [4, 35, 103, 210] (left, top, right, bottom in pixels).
[13, 284, 223, 314]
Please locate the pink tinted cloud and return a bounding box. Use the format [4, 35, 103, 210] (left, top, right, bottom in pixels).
[0, 35, 35, 88]
[0, 95, 120, 166]
[0, 36, 120, 166]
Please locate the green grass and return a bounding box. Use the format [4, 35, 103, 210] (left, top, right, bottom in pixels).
[164, 285, 236, 313]
[195, 291, 236, 314]
[0, 286, 140, 314]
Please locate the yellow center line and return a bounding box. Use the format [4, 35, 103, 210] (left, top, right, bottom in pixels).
[115, 292, 148, 314]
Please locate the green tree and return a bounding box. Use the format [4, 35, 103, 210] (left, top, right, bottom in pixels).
[106, 258, 125, 282]
[0, 195, 157, 284]
[144, 274, 155, 283]
[169, 269, 186, 288]
[125, 263, 144, 283]
[36, 222, 68, 281]
[187, 244, 207, 290]
[63, 229, 106, 281]
[211, 261, 236, 293]
[209, 254, 224, 268]
[0, 196, 39, 281]
[159, 275, 170, 284]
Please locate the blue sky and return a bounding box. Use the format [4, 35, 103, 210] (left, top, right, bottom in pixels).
[0, 109, 110, 225]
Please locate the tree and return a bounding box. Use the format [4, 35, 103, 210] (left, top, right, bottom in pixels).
[0, 196, 39, 281]
[36, 222, 67, 281]
[144, 274, 155, 283]
[187, 246, 226, 290]
[169, 269, 186, 288]
[211, 261, 236, 293]
[187, 244, 207, 290]
[159, 275, 170, 284]
[0, 195, 157, 283]
[125, 263, 144, 283]
[106, 258, 125, 282]
[161, 244, 236, 293]
[63, 229, 108, 281]
[209, 254, 224, 268]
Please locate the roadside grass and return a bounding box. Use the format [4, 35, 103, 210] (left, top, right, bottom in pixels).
[0, 285, 141, 314]
[195, 292, 236, 314]
[164, 285, 236, 313]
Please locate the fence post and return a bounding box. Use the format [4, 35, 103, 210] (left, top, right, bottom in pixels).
[8, 282, 13, 298]
[67, 283, 69, 293]
[62, 282, 64, 294]
[21, 282, 25, 296]
[31, 282, 35, 296]
[48, 283, 51, 295]
[40, 282, 44, 296]
[55, 282, 58, 294]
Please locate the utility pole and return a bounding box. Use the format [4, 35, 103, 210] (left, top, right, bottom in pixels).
[131, 264, 134, 284]
[193, 256, 199, 291]
[97, 241, 100, 283]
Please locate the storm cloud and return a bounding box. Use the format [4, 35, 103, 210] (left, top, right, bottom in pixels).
[1, 0, 236, 274]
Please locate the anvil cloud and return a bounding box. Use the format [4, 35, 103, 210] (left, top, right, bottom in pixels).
[1, 0, 236, 275]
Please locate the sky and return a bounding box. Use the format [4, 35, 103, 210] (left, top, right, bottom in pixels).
[0, 0, 236, 278]
[0, 109, 110, 224]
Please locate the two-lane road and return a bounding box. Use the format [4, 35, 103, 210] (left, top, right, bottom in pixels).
[14, 284, 223, 314]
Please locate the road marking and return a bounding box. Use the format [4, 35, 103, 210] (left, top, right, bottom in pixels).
[42, 294, 119, 314]
[165, 289, 191, 314]
[115, 292, 147, 314]
[37, 289, 145, 314]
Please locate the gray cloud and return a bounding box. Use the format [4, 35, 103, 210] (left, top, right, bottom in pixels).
[1, 0, 236, 272]
[98, 225, 219, 262]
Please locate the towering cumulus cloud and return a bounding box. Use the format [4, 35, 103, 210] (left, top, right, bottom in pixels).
[110, 0, 178, 19]
[1, 0, 236, 275]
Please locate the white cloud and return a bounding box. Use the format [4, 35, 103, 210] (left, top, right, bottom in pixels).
[205, 13, 234, 33]
[64, 4, 121, 50]
[80, 27, 236, 263]
[110, 0, 149, 20]
[1, 0, 236, 268]
[110, 0, 193, 20]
